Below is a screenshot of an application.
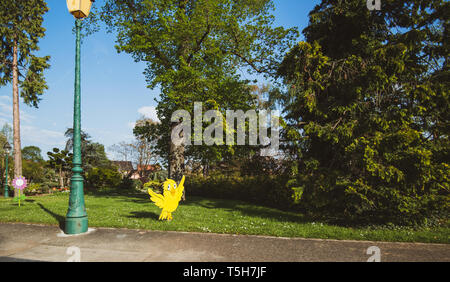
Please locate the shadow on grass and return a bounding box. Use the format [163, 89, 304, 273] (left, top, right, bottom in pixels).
[121, 193, 310, 224]
[124, 198, 151, 204]
[86, 189, 152, 204]
[86, 188, 313, 225]
[37, 203, 65, 231]
[127, 211, 160, 221]
[85, 188, 144, 198]
[183, 197, 309, 224]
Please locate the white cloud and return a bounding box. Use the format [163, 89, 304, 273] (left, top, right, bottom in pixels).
[21, 125, 65, 147]
[0, 98, 11, 118]
[0, 97, 35, 123]
[138, 106, 159, 122]
[0, 95, 11, 102]
[127, 121, 136, 129]
[0, 95, 64, 153]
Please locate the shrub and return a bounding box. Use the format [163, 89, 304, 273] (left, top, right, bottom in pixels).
[40, 169, 59, 194]
[132, 179, 143, 189]
[85, 167, 122, 189]
[297, 155, 450, 226]
[119, 177, 143, 190]
[143, 180, 163, 193]
[186, 174, 296, 210]
[148, 170, 168, 182]
[25, 183, 42, 195]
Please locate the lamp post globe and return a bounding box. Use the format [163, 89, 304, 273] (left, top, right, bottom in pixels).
[65, 0, 93, 235]
[3, 142, 11, 198]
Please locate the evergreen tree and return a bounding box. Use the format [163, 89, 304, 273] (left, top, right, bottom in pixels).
[277, 0, 449, 225]
[64, 128, 113, 172]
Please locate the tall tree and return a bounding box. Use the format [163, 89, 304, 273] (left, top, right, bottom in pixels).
[0, 129, 11, 186]
[132, 117, 159, 177]
[0, 0, 50, 178]
[0, 123, 12, 144]
[22, 145, 44, 184]
[64, 128, 91, 152]
[0, 124, 13, 178]
[64, 128, 112, 172]
[109, 141, 135, 163]
[277, 0, 449, 224]
[87, 0, 297, 184]
[22, 145, 43, 162]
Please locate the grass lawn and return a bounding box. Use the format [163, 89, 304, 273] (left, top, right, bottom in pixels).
[0, 190, 448, 244]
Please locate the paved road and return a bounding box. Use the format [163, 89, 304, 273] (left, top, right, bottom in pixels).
[0, 223, 448, 262]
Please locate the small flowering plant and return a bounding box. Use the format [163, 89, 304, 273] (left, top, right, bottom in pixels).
[12, 176, 27, 206]
[12, 176, 27, 191]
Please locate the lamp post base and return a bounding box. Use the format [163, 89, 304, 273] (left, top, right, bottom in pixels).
[65, 216, 88, 235]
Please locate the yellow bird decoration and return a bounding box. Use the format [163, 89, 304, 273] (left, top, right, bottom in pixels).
[148, 176, 185, 221]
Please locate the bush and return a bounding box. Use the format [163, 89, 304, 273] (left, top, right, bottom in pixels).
[85, 167, 122, 189]
[25, 183, 42, 195]
[143, 180, 163, 193]
[298, 157, 450, 226]
[40, 169, 59, 194]
[148, 170, 168, 182]
[186, 174, 296, 210]
[132, 179, 143, 189]
[119, 177, 143, 190]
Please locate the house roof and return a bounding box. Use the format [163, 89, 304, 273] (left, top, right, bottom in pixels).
[137, 164, 158, 172]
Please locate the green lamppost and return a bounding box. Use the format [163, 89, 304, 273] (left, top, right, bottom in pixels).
[65, 0, 94, 235]
[3, 142, 11, 198]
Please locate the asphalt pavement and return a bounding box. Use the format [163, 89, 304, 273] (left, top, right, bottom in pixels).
[0, 222, 448, 262]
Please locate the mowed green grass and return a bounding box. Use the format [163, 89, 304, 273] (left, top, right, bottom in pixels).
[0, 191, 448, 244]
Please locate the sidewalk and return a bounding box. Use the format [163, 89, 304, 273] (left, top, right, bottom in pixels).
[0, 222, 448, 262]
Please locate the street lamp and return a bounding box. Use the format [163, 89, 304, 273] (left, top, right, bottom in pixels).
[66, 0, 94, 19]
[65, 0, 94, 235]
[3, 142, 11, 198]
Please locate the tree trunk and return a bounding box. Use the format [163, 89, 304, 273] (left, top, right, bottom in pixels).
[59, 166, 64, 188]
[12, 37, 22, 180]
[169, 121, 185, 200]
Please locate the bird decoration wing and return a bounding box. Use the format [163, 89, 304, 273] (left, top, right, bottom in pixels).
[148, 189, 165, 209]
[176, 175, 185, 202]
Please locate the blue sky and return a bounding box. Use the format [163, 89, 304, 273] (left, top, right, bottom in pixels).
[0, 0, 319, 160]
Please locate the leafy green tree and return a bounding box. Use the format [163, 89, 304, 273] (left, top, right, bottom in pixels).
[0, 130, 13, 190]
[0, 128, 9, 160]
[277, 0, 449, 225]
[23, 159, 44, 184]
[0, 124, 12, 144]
[22, 146, 43, 162]
[87, 0, 298, 184]
[0, 0, 50, 178]
[0, 125, 14, 190]
[22, 145, 44, 184]
[0, 124, 13, 165]
[85, 167, 122, 189]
